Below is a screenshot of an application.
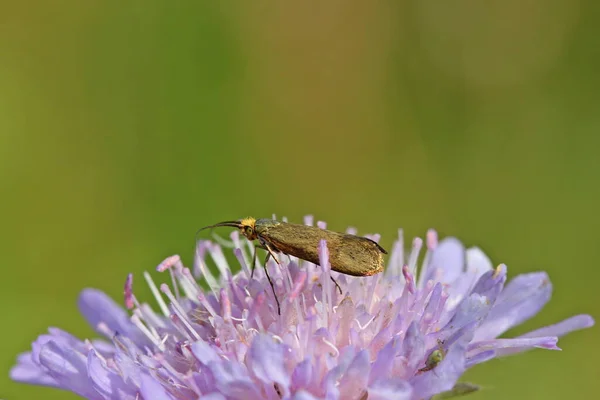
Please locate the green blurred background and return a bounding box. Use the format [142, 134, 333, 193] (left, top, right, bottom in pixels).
[2, 1, 598, 399]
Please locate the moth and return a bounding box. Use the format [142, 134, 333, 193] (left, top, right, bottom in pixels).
[197, 217, 387, 314]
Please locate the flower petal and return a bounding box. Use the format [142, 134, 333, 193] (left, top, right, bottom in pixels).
[465, 247, 493, 275]
[424, 238, 465, 284]
[520, 314, 595, 339]
[474, 272, 552, 341]
[409, 334, 470, 399]
[442, 293, 491, 337]
[140, 372, 173, 400]
[465, 350, 495, 368]
[370, 337, 401, 383]
[247, 335, 290, 391]
[291, 390, 319, 400]
[210, 361, 263, 400]
[191, 340, 221, 365]
[485, 337, 560, 357]
[78, 289, 140, 340]
[9, 352, 58, 387]
[88, 350, 138, 400]
[367, 378, 412, 400]
[201, 394, 227, 400]
[291, 359, 313, 391]
[338, 350, 370, 400]
[38, 341, 99, 399]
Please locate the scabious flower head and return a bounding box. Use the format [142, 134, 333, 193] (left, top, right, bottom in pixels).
[11, 216, 594, 399]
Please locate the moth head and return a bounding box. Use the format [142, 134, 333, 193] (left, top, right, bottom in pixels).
[239, 217, 258, 240]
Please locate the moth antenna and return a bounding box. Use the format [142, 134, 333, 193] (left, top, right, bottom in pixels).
[194, 221, 243, 248]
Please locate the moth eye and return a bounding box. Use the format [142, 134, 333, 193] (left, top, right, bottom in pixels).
[244, 226, 254, 235]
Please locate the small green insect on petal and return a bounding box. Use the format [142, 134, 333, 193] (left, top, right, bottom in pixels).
[418, 339, 447, 373]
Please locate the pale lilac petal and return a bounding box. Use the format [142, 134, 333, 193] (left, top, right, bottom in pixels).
[291, 359, 313, 390]
[400, 322, 425, 371]
[78, 289, 139, 339]
[465, 247, 493, 275]
[425, 238, 465, 284]
[519, 314, 595, 339]
[465, 350, 495, 368]
[367, 378, 412, 400]
[486, 337, 560, 357]
[210, 361, 263, 400]
[442, 293, 491, 336]
[88, 350, 138, 400]
[292, 390, 319, 400]
[9, 352, 58, 387]
[338, 350, 370, 399]
[191, 340, 221, 365]
[470, 265, 506, 302]
[247, 335, 291, 390]
[38, 341, 100, 399]
[369, 337, 400, 383]
[140, 372, 173, 400]
[474, 272, 552, 341]
[201, 394, 227, 400]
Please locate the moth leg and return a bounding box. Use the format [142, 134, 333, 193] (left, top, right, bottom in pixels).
[250, 244, 258, 278]
[330, 276, 342, 295]
[260, 240, 282, 315]
[251, 242, 281, 278]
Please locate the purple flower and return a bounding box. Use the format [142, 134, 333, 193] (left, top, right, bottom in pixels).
[11, 217, 594, 399]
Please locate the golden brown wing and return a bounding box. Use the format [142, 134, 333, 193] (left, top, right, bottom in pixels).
[257, 221, 385, 276]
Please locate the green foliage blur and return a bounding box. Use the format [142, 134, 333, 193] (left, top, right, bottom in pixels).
[2, 1, 598, 399]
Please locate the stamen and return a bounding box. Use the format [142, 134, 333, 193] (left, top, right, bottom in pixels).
[169, 313, 193, 341]
[160, 284, 201, 341]
[144, 272, 170, 317]
[493, 264, 505, 279]
[250, 292, 266, 331]
[194, 243, 220, 295]
[418, 230, 438, 289]
[220, 288, 232, 322]
[197, 293, 217, 318]
[133, 308, 160, 340]
[426, 229, 438, 250]
[179, 268, 200, 300]
[318, 240, 331, 327]
[131, 314, 164, 351]
[140, 303, 167, 330]
[387, 229, 405, 278]
[365, 272, 380, 313]
[124, 273, 135, 310]
[206, 243, 231, 282]
[156, 255, 182, 272]
[369, 233, 382, 243]
[402, 266, 416, 294]
[272, 335, 283, 343]
[321, 337, 340, 357]
[408, 237, 423, 277]
[289, 271, 307, 301]
[168, 268, 181, 301]
[96, 322, 114, 338]
[233, 248, 251, 278]
[355, 315, 375, 331]
[211, 231, 236, 248]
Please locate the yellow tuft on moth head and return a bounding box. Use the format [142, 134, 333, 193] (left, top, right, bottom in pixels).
[239, 217, 258, 240]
